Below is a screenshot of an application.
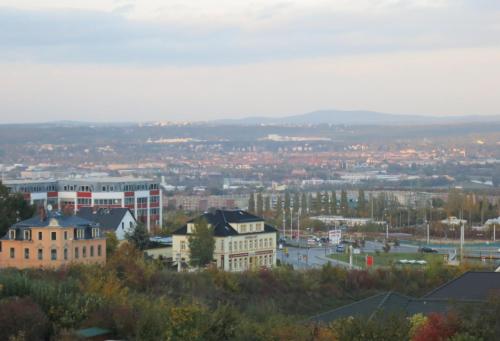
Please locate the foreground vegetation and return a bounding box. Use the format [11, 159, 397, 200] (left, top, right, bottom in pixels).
[2, 240, 497, 340]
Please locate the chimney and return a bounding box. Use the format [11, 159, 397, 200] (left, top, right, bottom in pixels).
[39, 206, 47, 222]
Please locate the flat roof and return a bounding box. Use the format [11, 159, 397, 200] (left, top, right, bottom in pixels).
[3, 176, 155, 184]
[63, 176, 155, 183]
[2, 179, 58, 185]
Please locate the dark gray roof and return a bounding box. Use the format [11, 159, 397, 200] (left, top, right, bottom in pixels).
[172, 209, 277, 237]
[77, 207, 135, 231]
[423, 271, 500, 301]
[13, 211, 96, 229]
[309, 292, 411, 322]
[309, 291, 479, 324]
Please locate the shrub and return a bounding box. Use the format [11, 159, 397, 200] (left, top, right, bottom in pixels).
[0, 297, 50, 341]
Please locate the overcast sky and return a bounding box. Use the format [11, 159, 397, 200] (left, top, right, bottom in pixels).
[1, 0, 499, 123]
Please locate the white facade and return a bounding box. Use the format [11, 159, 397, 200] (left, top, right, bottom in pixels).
[114, 210, 138, 240]
[172, 214, 277, 272]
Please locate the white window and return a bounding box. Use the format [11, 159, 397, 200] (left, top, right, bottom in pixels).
[24, 230, 30, 240]
[220, 240, 224, 251]
[229, 241, 232, 251]
[9, 230, 16, 240]
[77, 229, 85, 239]
[181, 241, 186, 250]
[92, 228, 100, 238]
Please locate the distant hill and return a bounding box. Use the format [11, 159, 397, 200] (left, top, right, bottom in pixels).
[214, 110, 500, 126]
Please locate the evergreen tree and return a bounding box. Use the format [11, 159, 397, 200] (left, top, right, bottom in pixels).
[293, 193, 300, 213]
[248, 193, 255, 213]
[301, 192, 308, 214]
[275, 195, 283, 216]
[188, 218, 215, 267]
[125, 223, 150, 251]
[357, 189, 367, 217]
[284, 192, 291, 226]
[256, 192, 263, 216]
[321, 191, 329, 214]
[313, 192, 322, 214]
[330, 191, 337, 215]
[284, 192, 291, 212]
[264, 196, 271, 212]
[340, 190, 349, 216]
[0, 182, 35, 237]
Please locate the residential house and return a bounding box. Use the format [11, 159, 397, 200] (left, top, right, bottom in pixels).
[77, 207, 137, 240]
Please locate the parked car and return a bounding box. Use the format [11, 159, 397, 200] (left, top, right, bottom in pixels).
[419, 247, 438, 253]
[336, 244, 345, 253]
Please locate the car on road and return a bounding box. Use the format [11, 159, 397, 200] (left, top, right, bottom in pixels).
[419, 247, 438, 253]
[336, 244, 345, 253]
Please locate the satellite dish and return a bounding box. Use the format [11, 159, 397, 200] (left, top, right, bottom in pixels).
[47, 204, 53, 212]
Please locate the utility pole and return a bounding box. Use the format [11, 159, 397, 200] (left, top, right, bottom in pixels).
[297, 209, 301, 249]
[427, 222, 430, 245]
[290, 208, 293, 242]
[460, 222, 464, 262]
[386, 222, 389, 241]
[494, 223, 496, 242]
[282, 207, 286, 239]
[371, 197, 374, 220]
[349, 245, 353, 269]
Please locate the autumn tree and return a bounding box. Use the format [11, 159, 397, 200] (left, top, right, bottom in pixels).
[106, 231, 119, 257]
[188, 218, 215, 267]
[0, 297, 50, 341]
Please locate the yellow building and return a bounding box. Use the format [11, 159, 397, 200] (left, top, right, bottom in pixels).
[0, 211, 106, 269]
[172, 210, 277, 272]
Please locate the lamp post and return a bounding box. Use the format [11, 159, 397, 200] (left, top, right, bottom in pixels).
[297, 209, 301, 249]
[460, 222, 464, 262]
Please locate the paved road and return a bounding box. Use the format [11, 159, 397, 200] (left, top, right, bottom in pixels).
[278, 246, 360, 270]
[279, 238, 500, 269]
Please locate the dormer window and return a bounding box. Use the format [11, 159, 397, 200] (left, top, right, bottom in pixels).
[9, 230, 16, 240]
[91, 228, 100, 238]
[23, 230, 30, 240]
[76, 229, 85, 239]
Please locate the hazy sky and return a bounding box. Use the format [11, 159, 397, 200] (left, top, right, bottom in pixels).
[1, 0, 499, 123]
